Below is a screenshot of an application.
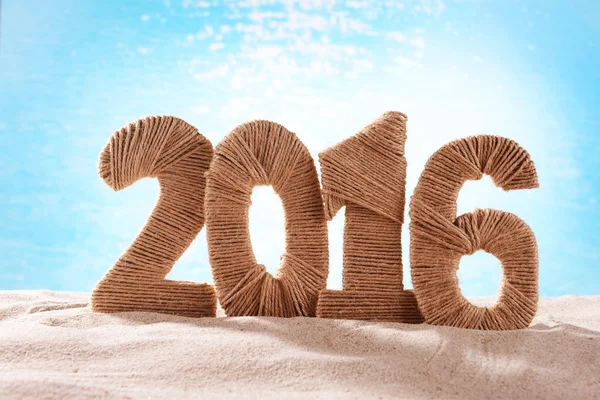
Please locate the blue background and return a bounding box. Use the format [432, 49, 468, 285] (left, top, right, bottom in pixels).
[1, 0, 598, 296]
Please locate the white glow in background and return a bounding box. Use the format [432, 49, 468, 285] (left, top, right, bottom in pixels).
[1, 0, 597, 296]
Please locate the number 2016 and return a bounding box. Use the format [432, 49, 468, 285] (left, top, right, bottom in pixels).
[91, 112, 539, 331]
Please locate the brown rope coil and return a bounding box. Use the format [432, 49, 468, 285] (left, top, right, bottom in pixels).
[316, 112, 423, 323]
[91, 116, 217, 318]
[409, 135, 539, 330]
[205, 120, 329, 317]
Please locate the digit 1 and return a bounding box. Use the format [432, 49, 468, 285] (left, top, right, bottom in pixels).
[316, 112, 423, 323]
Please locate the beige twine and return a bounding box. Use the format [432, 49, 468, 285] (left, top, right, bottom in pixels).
[316, 112, 423, 323]
[409, 135, 539, 330]
[91, 115, 217, 318]
[205, 120, 329, 317]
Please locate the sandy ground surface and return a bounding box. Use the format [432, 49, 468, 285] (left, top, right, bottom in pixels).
[0, 290, 599, 399]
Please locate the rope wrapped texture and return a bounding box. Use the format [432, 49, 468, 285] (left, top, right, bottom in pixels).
[410, 135, 539, 330]
[206, 120, 329, 317]
[316, 112, 423, 323]
[91, 116, 217, 318]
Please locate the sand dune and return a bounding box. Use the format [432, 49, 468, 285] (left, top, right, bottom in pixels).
[0, 291, 599, 399]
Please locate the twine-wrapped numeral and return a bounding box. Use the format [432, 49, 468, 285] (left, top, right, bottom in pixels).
[316, 112, 423, 323]
[91, 116, 217, 318]
[90, 114, 540, 330]
[409, 136, 539, 330]
[205, 120, 329, 317]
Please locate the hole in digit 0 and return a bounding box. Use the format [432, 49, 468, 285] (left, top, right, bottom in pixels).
[248, 185, 286, 276]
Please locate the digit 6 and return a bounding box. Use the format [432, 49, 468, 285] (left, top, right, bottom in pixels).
[409, 135, 539, 330]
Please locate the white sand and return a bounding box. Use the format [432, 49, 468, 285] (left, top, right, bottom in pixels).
[0, 291, 599, 399]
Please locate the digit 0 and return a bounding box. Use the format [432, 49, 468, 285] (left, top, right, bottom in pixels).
[409, 135, 539, 330]
[205, 120, 329, 317]
[91, 116, 217, 318]
[316, 112, 423, 323]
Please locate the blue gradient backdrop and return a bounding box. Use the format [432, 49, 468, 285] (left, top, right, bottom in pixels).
[1, 0, 598, 296]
